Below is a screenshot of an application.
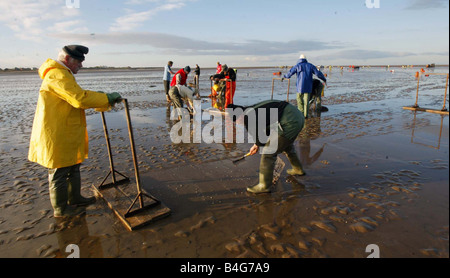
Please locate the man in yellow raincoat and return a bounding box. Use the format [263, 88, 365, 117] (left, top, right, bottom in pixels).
[28, 45, 122, 218]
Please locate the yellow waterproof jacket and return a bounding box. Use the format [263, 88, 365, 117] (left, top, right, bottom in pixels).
[28, 58, 110, 169]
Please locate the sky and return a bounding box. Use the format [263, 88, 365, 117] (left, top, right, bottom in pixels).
[0, 0, 448, 68]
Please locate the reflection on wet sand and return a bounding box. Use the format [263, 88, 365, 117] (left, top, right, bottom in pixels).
[54, 216, 104, 258]
[410, 112, 446, 149]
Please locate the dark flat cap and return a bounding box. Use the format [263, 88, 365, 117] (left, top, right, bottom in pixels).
[63, 45, 89, 61]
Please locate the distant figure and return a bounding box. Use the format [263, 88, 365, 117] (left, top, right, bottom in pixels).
[168, 85, 200, 119]
[283, 54, 327, 118]
[170, 66, 200, 114]
[28, 45, 122, 218]
[220, 64, 236, 109]
[210, 64, 236, 110]
[163, 61, 175, 102]
[171, 66, 191, 87]
[216, 62, 222, 74]
[194, 64, 200, 88]
[310, 78, 325, 113]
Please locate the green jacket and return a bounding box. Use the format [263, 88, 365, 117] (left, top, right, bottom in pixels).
[243, 100, 304, 146]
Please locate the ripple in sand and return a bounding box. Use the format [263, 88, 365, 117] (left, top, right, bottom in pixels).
[225, 242, 241, 253]
[357, 216, 378, 227]
[366, 202, 384, 210]
[311, 236, 326, 247]
[174, 230, 189, 238]
[298, 240, 312, 251]
[420, 248, 439, 256]
[310, 220, 337, 233]
[269, 243, 285, 253]
[350, 222, 375, 233]
[263, 231, 279, 241]
[299, 226, 312, 234]
[36, 244, 52, 256]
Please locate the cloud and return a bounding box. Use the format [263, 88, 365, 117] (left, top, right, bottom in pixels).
[109, 1, 186, 31]
[0, 0, 82, 42]
[422, 51, 450, 56]
[318, 49, 414, 60]
[125, 0, 160, 4]
[48, 20, 89, 34]
[244, 56, 273, 63]
[51, 32, 344, 56]
[405, 0, 448, 10]
[317, 49, 448, 61]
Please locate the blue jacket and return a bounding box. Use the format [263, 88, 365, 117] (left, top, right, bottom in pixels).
[284, 59, 326, 94]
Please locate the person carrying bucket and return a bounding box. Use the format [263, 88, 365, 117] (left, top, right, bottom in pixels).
[282, 54, 327, 119]
[222, 64, 237, 109]
[212, 64, 236, 110]
[227, 100, 306, 194]
[28, 45, 122, 218]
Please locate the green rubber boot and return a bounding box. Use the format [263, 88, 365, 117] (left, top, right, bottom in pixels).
[247, 154, 276, 194]
[49, 179, 85, 218]
[49, 167, 86, 218]
[67, 165, 96, 207]
[284, 145, 306, 176]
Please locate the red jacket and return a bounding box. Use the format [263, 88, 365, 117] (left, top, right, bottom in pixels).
[216, 64, 222, 74]
[171, 69, 187, 86]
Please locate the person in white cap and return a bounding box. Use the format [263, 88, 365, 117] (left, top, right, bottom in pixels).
[283, 54, 326, 118]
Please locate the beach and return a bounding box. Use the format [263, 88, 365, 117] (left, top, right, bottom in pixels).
[0, 66, 448, 258]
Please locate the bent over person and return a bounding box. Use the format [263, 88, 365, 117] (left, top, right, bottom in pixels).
[227, 100, 305, 194]
[28, 45, 122, 218]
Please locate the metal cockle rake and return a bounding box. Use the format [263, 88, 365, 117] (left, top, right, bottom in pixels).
[93, 98, 171, 230]
[271, 77, 290, 101]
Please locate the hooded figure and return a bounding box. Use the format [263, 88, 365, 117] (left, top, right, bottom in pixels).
[283, 54, 326, 118]
[28, 45, 122, 218]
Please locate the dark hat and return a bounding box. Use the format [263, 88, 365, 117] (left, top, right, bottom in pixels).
[226, 104, 246, 110]
[63, 45, 89, 61]
[184, 66, 191, 73]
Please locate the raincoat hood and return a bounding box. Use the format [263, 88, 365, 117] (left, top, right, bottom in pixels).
[28, 58, 110, 169]
[39, 58, 72, 79]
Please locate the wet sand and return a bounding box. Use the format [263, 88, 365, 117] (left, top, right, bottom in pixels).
[0, 68, 448, 258]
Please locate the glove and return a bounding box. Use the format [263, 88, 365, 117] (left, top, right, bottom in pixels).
[106, 92, 122, 106]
